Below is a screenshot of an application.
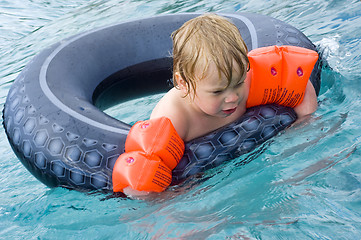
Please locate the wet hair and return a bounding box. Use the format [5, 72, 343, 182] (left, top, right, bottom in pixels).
[171, 13, 249, 96]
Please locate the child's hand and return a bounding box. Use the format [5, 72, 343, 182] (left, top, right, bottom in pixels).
[123, 186, 150, 197]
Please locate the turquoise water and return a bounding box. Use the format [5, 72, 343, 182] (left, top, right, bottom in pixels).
[1, 0, 361, 239]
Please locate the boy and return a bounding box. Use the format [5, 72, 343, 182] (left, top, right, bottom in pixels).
[151, 13, 318, 141]
[113, 13, 318, 195]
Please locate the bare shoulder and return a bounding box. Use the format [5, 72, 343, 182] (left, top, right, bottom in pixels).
[151, 88, 189, 140]
[151, 88, 181, 118]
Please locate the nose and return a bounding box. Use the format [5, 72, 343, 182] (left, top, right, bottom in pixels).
[225, 91, 239, 103]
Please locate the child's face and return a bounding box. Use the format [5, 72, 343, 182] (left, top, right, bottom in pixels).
[190, 60, 249, 118]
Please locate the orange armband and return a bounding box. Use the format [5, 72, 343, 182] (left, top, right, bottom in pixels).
[125, 117, 184, 170]
[112, 117, 185, 193]
[246, 45, 318, 108]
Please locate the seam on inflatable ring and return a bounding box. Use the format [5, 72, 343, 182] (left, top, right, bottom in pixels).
[39, 32, 129, 135]
[222, 13, 259, 50]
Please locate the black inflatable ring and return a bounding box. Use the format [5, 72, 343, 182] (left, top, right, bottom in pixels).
[3, 13, 321, 191]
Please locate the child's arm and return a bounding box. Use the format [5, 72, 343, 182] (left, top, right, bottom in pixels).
[112, 117, 184, 194]
[293, 80, 318, 118]
[246, 45, 319, 117]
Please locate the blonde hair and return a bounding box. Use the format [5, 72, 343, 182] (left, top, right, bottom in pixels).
[172, 13, 249, 96]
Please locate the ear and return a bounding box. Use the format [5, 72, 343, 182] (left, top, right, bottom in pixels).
[245, 70, 252, 84]
[174, 72, 188, 95]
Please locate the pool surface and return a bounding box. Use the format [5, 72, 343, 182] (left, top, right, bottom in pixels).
[1, 0, 361, 239]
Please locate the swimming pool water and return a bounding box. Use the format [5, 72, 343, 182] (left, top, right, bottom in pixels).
[1, 0, 361, 239]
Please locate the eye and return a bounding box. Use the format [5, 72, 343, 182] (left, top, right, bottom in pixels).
[212, 90, 224, 95]
[234, 81, 244, 88]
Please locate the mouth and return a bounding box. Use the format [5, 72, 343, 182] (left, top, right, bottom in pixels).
[222, 107, 237, 115]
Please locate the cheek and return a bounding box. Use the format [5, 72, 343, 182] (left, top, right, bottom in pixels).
[205, 96, 224, 111]
[195, 94, 222, 111]
[241, 86, 249, 102]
